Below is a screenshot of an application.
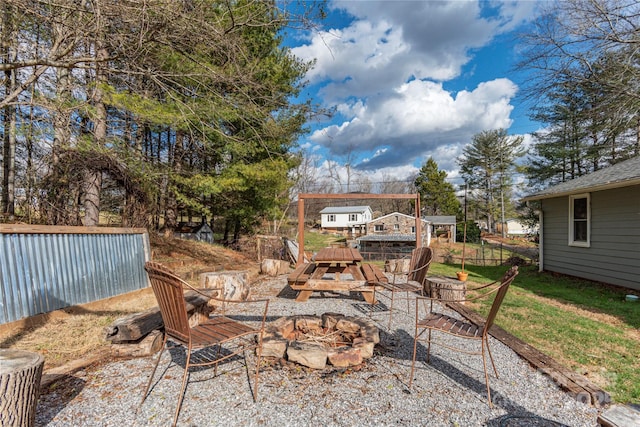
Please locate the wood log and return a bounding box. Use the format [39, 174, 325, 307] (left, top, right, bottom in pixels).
[598, 405, 640, 427]
[0, 349, 44, 427]
[104, 289, 219, 343]
[260, 259, 291, 276]
[199, 270, 251, 303]
[110, 330, 164, 358]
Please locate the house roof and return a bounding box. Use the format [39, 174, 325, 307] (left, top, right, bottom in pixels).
[422, 215, 456, 225]
[523, 156, 640, 201]
[357, 234, 417, 242]
[319, 206, 372, 214]
[175, 222, 210, 233]
[367, 212, 429, 224]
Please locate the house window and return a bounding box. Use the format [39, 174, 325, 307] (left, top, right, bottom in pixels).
[375, 224, 384, 232]
[327, 214, 336, 222]
[411, 226, 416, 233]
[393, 224, 399, 231]
[569, 194, 590, 247]
[349, 214, 358, 221]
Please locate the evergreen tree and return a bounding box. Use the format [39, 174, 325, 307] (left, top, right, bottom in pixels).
[414, 157, 460, 217]
[458, 129, 524, 234]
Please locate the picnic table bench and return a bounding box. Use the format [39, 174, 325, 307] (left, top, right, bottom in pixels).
[287, 248, 386, 304]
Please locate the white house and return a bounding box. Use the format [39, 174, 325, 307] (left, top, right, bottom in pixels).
[505, 218, 538, 237]
[319, 206, 373, 236]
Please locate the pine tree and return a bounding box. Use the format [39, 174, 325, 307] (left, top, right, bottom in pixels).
[414, 157, 460, 217]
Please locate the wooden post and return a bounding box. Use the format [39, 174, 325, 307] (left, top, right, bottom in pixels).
[0, 349, 44, 427]
[297, 197, 305, 267]
[415, 194, 421, 247]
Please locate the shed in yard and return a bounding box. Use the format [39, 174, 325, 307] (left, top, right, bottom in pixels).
[523, 156, 640, 291]
[174, 221, 214, 244]
[423, 215, 457, 243]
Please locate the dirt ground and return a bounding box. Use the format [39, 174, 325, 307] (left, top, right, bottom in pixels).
[0, 233, 537, 375]
[0, 234, 262, 372]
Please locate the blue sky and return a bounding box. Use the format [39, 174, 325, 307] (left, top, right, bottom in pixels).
[285, 0, 543, 190]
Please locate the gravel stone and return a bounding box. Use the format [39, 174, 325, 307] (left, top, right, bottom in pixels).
[35, 276, 601, 426]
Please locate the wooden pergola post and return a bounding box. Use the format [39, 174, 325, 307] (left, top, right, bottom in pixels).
[296, 193, 421, 266]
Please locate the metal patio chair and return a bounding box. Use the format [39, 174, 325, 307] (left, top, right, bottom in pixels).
[376, 247, 433, 328]
[409, 266, 519, 407]
[139, 262, 269, 427]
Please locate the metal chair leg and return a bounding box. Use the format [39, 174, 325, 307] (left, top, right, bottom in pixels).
[485, 338, 499, 378]
[409, 325, 419, 387]
[253, 333, 263, 402]
[173, 348, 192, 427]
[481, 340, 493, 408]
[139, 335, 167, 409]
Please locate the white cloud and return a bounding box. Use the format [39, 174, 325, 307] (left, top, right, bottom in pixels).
[309, 78, 518, 169]
[291, 0, 538, 181]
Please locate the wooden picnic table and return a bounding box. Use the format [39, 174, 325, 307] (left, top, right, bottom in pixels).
[287, 247, 386, 304]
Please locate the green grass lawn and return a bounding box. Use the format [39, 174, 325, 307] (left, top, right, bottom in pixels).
[302, 232, 346, 252]
[429, 262, 640, 404]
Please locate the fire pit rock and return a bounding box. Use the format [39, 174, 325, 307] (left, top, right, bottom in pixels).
[261, 313, 379, 370]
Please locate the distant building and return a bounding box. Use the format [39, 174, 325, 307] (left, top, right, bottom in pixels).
[504, 219, 538, 236]
[319, 206, 373, 237]
[356, 212, 431, 258]
[423, 215, 457, 243]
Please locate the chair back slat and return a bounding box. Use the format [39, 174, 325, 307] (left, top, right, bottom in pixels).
[407, 247, 433, 284]
[145, 262, 191, 343]
[483, 266, 519, 334]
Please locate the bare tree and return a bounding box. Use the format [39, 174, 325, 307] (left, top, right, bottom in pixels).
[519, 0, 640, 138]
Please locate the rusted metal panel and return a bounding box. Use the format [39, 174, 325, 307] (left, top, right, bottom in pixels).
[0, 226, 150, 324]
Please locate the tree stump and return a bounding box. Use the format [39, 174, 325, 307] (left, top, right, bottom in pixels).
[199, 270, 251, 303]
[384, 258, 410, 274]
[0, 349, 44, 427]
[427, 276, 467, 303]
[260, 259, 291, 276]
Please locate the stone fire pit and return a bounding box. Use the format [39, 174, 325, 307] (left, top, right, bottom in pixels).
[261, 313, 380, 370]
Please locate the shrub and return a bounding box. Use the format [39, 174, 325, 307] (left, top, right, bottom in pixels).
[456, 221, 481, 243]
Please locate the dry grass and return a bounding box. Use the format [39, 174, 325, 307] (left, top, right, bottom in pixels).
[0, 234, 258, 371]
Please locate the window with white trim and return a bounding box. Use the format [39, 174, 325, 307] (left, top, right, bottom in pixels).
[374, 224, 384, 232]
[393, 224, 399, 231]
[569, 194, 590, 247]
[327, 214, 336, 222]
[349, 214, 358, 221]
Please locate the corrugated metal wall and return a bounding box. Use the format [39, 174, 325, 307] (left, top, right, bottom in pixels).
[0, 226, 150, 324]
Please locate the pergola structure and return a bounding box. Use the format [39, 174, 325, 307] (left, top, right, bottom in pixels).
[296, 193, 422, 266]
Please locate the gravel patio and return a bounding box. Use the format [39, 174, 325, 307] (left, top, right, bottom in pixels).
[35, 276, 600, 426]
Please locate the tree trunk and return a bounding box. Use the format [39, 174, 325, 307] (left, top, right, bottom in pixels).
[82, 5, 108, 227]
[0, 349, 44, 427]
[1, 4, 16, 219]
[164, 130, 183, 231]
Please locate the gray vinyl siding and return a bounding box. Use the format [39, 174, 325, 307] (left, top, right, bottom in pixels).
[541, 185, 640, 290]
